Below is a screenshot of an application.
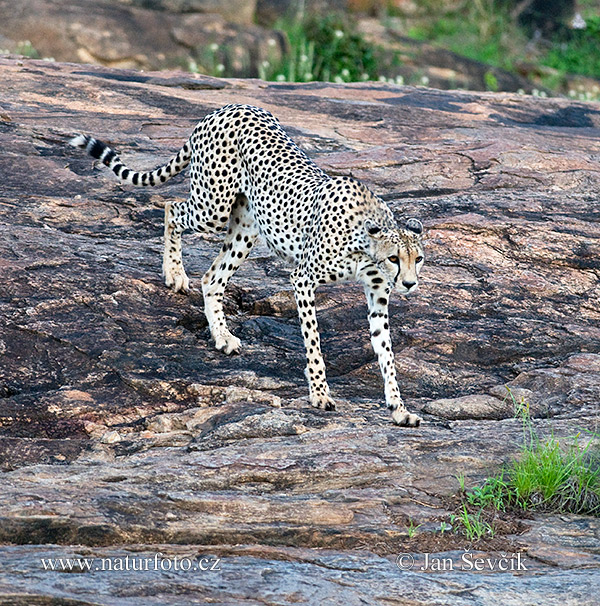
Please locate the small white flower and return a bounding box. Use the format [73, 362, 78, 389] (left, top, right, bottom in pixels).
[304, 72, 313, 81]
[539, 90, 547, 98]
[334, 29, 344, 39]
[420, 76, 430, 86]
[300, 54, 308, 63]
[341, 68, 350, 78]
[276, 74, 286, 82]
[378, 75, 387, 82]
[532, 88, 539, 96]
[267, 38, 277, 47]
[209, 43, 219, 52]
[188, 59, 198, 72]
[517, 88, 525, 95]
[395, 75, 405, 85]
[334, 75, 344, 83]
[360, 73, 369, 81]
[568, 89, 577, 97]
[216, 63, 225, 73]
[261, 60, 270, 68]
[571, 12, 586, 30]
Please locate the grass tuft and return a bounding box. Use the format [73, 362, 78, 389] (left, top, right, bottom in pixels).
[465, 390, 600, 517]
[449, 390, 599, 543]
[266, 12, 382, 83]
[451, 504, 495, 541]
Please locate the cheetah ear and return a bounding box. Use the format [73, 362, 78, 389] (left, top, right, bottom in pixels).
[405, 218, 423, 235]
[365, 219, 385, 240]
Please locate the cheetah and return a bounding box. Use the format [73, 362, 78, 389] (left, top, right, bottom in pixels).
[70, 104, 424, 426]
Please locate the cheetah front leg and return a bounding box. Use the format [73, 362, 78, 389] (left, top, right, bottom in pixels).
[163, 200, 190, 293]
[290, 270, 336, 411]
[201, 197, 258, 355]
[363, 282, 422, 427]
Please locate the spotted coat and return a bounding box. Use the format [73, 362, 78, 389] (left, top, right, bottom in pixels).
[71, 104, 425, 426]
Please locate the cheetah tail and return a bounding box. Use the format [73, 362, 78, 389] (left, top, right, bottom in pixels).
[69, 134, 192, 187]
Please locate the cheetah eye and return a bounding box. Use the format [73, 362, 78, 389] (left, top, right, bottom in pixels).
[416, 256, 424, 264]
[388, 255, 399, 264]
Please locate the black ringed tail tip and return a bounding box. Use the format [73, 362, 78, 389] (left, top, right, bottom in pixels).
[69, 132, 192, 187]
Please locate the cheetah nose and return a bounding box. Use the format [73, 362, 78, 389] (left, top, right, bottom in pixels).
[402, 280, 417, 290]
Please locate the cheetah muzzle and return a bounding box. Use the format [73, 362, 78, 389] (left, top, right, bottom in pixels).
[70, 104, 425, 427]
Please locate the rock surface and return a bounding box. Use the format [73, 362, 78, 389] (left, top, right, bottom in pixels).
[0, 0, 283, 74]
[0, 56, 599, 604]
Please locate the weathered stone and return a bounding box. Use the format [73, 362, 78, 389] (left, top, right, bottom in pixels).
[423, 393, 518, 420]
[116, 0, 258, 26]
[100, 430, 122, 444]
[256, 0, 348, 25]
[423, 384, 552, 420]
[0, 57, 599, 603]
[0, 0, 284, 75]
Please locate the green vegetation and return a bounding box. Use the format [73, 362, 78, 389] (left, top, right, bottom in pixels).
[474, 392, 599, 515]
[449, 390, 599, 542]
[0, 39, 41, 59]
[265, 13, 380, 83]
[188, 2, 600, 100]
[439, 520, 451, 534]
[455, 390, 599, 541]
[406, 519, 422, 538]
[451, 504, 495, 541]
[541, 15, 600, 80]
[404, 0, 600, 99]
[467, 432, 600, 515]
[406, 0, 525, 72]
[193, 13, 401, 84]
[483, 70, 499, 92]
[15, 40, 40, 59]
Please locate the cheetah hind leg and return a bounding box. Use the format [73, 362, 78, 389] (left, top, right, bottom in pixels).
[163, 201, 190, 293]
[201, 196, 258, 356]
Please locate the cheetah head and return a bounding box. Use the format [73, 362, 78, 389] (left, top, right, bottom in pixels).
[365, 218, 424, 295]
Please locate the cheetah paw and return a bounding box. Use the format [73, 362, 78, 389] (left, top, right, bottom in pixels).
[214, 331, 242, 355]
[163, 266, 190, 294]
[391, 408, 422, 427]
[310, 394, 336, 411]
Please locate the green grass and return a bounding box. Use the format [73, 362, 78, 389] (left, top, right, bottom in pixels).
[186, 4, 600, 100]
[464, 391, 600, 516]
[406, 0, 526, 73]
[451, 504, 495, 541]
[448, 391, 599, 543]
[406, 518, 422, 538]
[509, 433, 600, 514]
[191, 12, 401, 84]
[465, 437, 600, 515]
[541, 15, 600, 80]
[264, 13, 382, 83]
[402, 1, 600, 99]
[16, 40, 40, 59]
